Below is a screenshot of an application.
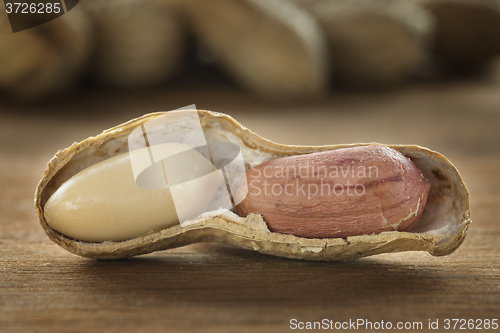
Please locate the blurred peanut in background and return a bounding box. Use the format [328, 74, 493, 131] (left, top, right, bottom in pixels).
[1, 0, 500, 102]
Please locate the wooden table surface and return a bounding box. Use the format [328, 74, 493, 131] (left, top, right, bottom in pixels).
[1, 69, 500, 332]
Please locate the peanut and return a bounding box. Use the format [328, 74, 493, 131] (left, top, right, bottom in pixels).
[418, 0, 500, 69]
[44, 143, 217, 242]
[180, 0, 328, 100]
[80, 0, 186, 88]
[237, 145, 431, 238]
[294, 0, 433, 86]
[0, 5, 90, 101]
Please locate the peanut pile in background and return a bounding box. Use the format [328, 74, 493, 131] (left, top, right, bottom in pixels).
[1, 0, 499, 102]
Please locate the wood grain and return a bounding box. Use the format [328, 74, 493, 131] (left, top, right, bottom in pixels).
[1, 73, 499, 332]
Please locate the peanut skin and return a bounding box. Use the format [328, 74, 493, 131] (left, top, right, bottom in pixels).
[237, 145, 430, 238]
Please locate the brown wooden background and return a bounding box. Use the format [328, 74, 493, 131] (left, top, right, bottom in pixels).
[1, 65, 499, 332]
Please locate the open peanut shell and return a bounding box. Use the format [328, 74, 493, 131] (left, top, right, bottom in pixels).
[35, 110, 470, 260]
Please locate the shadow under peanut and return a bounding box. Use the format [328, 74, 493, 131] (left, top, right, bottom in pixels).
[73, 244, 449, 318]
